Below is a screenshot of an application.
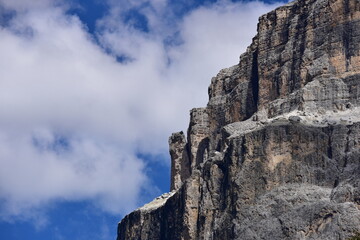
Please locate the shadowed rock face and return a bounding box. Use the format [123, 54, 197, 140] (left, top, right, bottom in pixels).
[117, 0, 360, 239]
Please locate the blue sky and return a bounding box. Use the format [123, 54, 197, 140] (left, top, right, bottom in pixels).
[0, 0, 285, 239]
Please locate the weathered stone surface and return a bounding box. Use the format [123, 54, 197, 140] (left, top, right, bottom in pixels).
[187, 108, 210, 168]
[117, 0, 360, 239]
[169, 131, 190, 191]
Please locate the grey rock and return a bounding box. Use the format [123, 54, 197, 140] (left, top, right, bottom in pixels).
[117, 0, 360, 239]
[169, 131, 190, 191]
[289, 115, 301, 123]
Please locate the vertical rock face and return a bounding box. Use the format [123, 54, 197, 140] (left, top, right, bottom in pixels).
[187, 108, 210, 168]
[169, 132, 190, 191]
[117, 0, 360, 239]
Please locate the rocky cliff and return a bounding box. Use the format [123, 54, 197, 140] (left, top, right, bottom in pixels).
[117, 0, 360, 239]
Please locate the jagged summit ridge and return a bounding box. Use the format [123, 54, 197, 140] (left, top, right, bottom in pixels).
[118, 0, 360, 239]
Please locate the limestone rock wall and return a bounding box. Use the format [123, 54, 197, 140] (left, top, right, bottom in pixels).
[117, 0, 360, 239]
[169, 132, 190, 191]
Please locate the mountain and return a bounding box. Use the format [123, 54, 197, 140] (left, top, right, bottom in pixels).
[117, 0, 360, 239]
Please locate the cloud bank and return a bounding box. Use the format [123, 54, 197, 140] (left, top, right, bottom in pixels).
[0, 0, 282, 223]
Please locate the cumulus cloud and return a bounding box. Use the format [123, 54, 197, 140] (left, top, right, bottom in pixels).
[0, 0, 67, 13]
[0, 0, 282, 223]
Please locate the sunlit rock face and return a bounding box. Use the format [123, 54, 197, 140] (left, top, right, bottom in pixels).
[117, 0, 360, 239]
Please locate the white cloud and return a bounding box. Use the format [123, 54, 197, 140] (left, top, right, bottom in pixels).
[0, 0, 282, 223]
[0, 0, 62, 11]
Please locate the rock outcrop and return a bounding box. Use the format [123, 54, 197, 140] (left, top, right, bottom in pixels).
[117, 0, 360, 239]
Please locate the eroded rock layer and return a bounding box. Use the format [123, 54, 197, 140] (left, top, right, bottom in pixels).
[118, 0, 360, 239]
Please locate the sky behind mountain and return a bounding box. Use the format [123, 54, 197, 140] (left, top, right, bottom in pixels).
[0, 0, 285, 239]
